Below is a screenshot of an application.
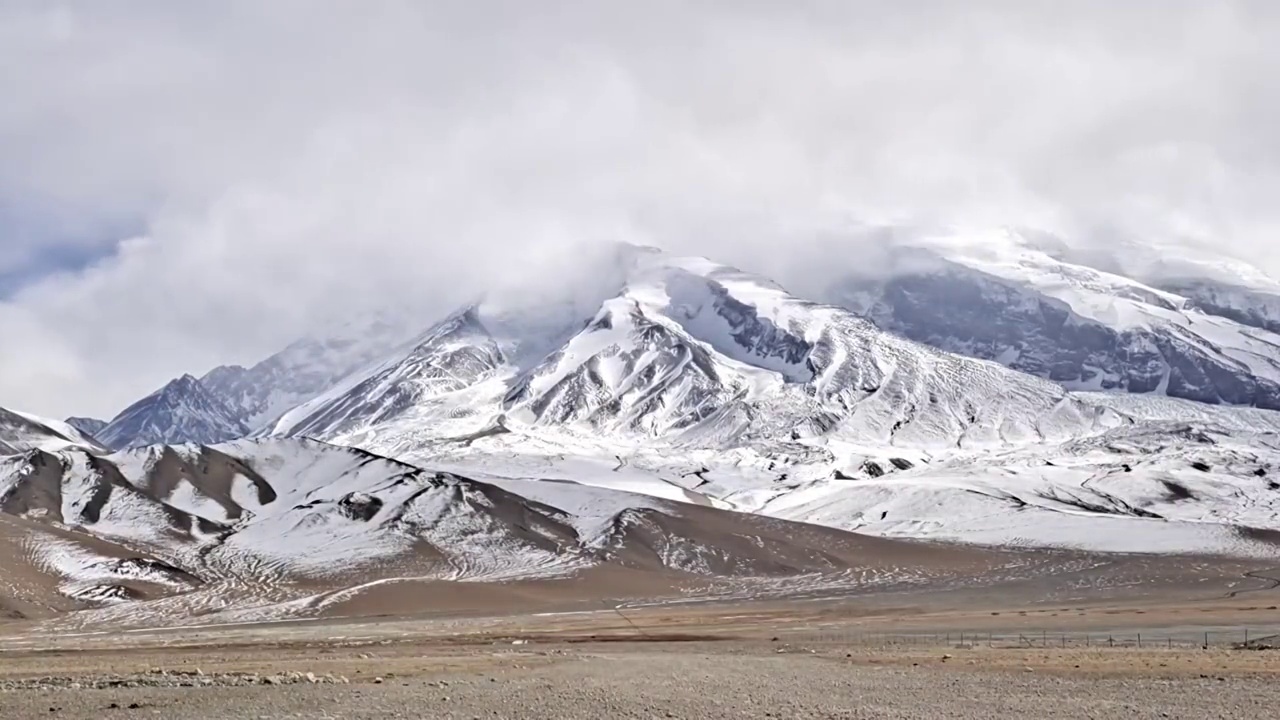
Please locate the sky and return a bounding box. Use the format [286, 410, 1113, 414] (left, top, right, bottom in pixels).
[3, 0, 1280, 419]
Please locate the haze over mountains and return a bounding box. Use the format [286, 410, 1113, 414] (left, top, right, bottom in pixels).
[7, 230, 1280, 626]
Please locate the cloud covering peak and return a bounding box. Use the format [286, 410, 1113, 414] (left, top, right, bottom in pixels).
[3, 0, 1279, 417]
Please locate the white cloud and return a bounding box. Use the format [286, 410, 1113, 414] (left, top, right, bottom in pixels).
[2, 0, 1279, 418]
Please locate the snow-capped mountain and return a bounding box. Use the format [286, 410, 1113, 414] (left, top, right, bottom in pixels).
[273, 246, 1109, 457]
[826, 230, 1280, 410]
[96, 375, 249, 450]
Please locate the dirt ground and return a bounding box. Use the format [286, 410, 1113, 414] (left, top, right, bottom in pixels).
[3, 598, 1280, 720]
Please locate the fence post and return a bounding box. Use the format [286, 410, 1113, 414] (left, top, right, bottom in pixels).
[1245, 629, 1249, 647]
[1137, 633, 1142, 649]
[1204, 632, 1209, 648]
[1109, 635, 1113, 647]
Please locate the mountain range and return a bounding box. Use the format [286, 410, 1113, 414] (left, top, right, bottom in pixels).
[6, 231, 1280, 626]
[85, 234, 1280, 449]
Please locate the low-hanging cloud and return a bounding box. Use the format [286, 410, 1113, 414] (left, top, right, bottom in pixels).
[3, 0, 1279, 418]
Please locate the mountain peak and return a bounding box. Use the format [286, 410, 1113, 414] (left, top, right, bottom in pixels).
[97, 374, 248, 450]
[171, 373, 204, 389]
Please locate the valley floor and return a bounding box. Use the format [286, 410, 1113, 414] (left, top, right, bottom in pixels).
[4, 583, 1280, 719]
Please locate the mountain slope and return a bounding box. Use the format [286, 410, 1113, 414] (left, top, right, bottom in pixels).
[0, 407, 105, 455]
[827, 230, 1280, 410]
[405, 390, 1280, 557]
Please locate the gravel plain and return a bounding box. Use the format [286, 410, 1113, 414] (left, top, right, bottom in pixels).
[3, 637, 1279, 720]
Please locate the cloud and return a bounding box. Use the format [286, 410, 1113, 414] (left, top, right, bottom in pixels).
[2, 0, 1279, 418]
